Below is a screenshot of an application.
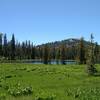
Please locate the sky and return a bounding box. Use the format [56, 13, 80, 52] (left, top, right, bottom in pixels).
[0, 0, 100, 45]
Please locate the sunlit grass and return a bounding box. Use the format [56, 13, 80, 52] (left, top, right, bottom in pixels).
[0, 63, 100, 100]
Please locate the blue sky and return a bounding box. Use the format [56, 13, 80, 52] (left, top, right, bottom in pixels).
[0, 0, 100, 45]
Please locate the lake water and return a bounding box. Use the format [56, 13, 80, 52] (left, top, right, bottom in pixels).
[24, 60, 78, 64]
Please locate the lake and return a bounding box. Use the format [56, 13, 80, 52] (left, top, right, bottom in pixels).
[24, 60, 78, 64]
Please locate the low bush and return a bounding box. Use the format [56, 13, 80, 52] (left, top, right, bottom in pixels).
[66, 87, 100, 100]
[86, 64, 97, 76]
[8, 83, 33, 97]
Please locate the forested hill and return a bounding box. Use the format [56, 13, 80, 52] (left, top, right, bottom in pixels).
[0, 33, 99, 64]
[37, 38, 90, 47]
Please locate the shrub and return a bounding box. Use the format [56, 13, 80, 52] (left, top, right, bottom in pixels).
[22, 86, 33, 95]
[86, 64, 97, 75]
[8, 83, 33, 97]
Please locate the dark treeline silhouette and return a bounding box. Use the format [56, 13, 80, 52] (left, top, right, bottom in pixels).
[0, 33, 100, 64]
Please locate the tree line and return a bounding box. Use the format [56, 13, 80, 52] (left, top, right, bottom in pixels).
[0, 33, 100, 64]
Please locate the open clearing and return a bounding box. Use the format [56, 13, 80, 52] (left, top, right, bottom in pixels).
[0, 63, 100, 100]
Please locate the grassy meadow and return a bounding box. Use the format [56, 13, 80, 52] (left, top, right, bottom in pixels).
[0, 63, 100, 100]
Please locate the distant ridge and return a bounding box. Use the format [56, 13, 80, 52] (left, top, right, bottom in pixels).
[37, 38, 90, 48]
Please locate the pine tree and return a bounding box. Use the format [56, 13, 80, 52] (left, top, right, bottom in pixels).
[22, 42, 26, 59]
[38, 46, 42, 60]
[56, 48, 60, 64]
[25, 40, 28, 59]
[48, 47, 52, 64]
[86, 34, 97, 75]
[43, 44, 49, 64]
[27, 40, 31, 59]
[94, 42, 99, 63]
[0, 33, 3, 57]
[71, 45, 76, 60]
[16, 42, 22, 60]
[11, 34, 16, 60]
[56, 47, 60, 64]
[60, 43, 66, 65]
[52, 46, 56, 60]
[31, 44, 36, 59]
[3, 34, 8, 58]
[79, 37, 86, 64]
[7, 41, 11, 60]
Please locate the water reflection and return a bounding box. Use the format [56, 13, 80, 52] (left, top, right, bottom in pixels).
[25, 60, 78, 64]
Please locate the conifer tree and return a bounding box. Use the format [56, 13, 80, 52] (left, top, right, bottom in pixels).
[27, 40, 31, 59]
[52, 46, 56, 60]
[3, 34, 8, 58]
[0, 33, 3, 57]
[16, 42, 21, 60]
[79, 37, 86, 64]
[11, 34, 15, 60]
[94, 42, 99, 63]
[60, 43, 66, 65]
[43, 44, 49, 64]
[22, 42, 26, 59]
[86, 34, 97, 75]
[56, 47, 60, 64]
[31, 44, 36, 59]
[48, 48, 52, 64]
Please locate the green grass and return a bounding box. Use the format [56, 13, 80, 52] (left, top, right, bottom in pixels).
[0, 63, 100, 100]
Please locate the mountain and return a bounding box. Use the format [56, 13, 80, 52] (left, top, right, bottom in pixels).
[37, 38, 90, 48]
